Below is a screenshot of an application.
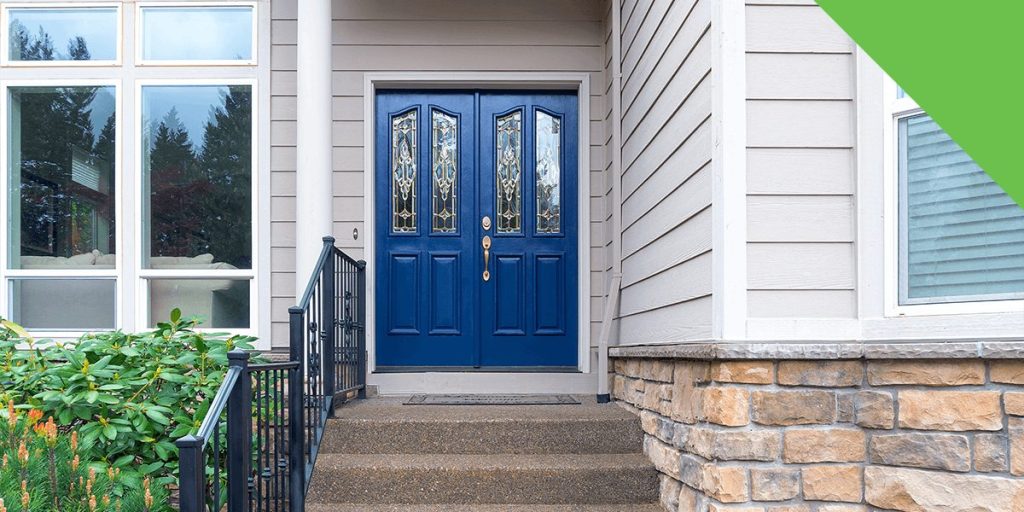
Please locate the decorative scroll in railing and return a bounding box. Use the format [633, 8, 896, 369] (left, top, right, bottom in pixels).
[177, 236, 366, 512]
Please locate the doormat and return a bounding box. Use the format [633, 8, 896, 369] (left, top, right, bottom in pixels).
[404, 394, 580, 405]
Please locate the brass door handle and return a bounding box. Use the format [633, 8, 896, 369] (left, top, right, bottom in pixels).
[482, 235, 492, 281]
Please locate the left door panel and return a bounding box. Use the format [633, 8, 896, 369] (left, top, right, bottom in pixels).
[375, 92, 477, 369]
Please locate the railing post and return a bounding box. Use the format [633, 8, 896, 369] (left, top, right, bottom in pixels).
[226, 350, 251, 512]
[356, 259, 367, 399]
[288, 306, 306, 509]
[176, 435, 205, 512]
[321, 236, 337, 415]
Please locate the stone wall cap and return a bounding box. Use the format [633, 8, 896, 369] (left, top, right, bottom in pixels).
[609, 341, 1024, 360]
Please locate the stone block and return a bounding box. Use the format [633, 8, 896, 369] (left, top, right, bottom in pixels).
[869, 433, 971, 472]
[678, 484, 699, 512]
[750, 468, 799, 501]
[711, 430, 780, 462]
[767, 507, 809, 512]
[674, 424, 715, 459]
[708, 506, 763, 512]
[612, 375, 626, 400]
[867, 360, 985, 386]
[816, 507, 866, 512]
[643, 381, 672, 413]
[643, 435, 681, 481]
[702, 387, 750, 427]
[659, 474, 681, 512]
[802, 465, 862, 502]
[991, 361, 1024, 384]
[710, 361, 774, 384]
[865, 466, 1024, 512]
[642, 359, 675, 383]
[1005, 392, 1024, 416]
[837, 392, 855, 423]
[678, 454, 706, 490]
[702, 465, 748, 503]
[975, 433, 1009, 473]
[623, 359, 642, 378]
[751, 389, 836, 426]
[1012, 418, 1024, 477]
[777, 360, 863, 387]
[670, 362, 708, 424]
[898, 390, 1003, 431]
[854, 390, 895, 429]
[782, 428, 866, 463]
[640, 410, 659, 436]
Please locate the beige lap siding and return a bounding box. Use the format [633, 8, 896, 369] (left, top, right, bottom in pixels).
[612, 349, 1024, 512]
[268, 0, 610, 350]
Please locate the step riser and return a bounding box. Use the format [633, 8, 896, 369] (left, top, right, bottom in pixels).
[320, 419, 643, 454]
[307, 466, 659, 505]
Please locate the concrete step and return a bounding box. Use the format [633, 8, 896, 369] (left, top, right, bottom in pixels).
[307, 504, 665, 511]
[306, 453, 659, 505]
[322, 398, 643, 454]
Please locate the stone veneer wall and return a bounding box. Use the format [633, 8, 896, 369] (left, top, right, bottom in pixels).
[610, 344, 1024, 512]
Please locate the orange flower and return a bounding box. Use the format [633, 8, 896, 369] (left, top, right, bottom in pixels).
[6, 401, 15, 429]
[16, 441, 27, 464]
[71, 455, 80, 471]
[19, 483, 28, 509]
[143, 477, 154, 509]
[26, 409, 42, 425]
[88, 494, 97, 511]
[70, 431, 78, 451]
[102, 495, 110, 507]
[0, 497, 6, 512]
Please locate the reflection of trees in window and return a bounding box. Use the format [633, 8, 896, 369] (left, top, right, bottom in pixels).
[9, 20, 91, 61]
[148, 87, 253, 269]
[16, 86, 115, 259]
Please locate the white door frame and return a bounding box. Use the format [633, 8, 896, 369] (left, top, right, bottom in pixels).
[361, 72, 593, 394]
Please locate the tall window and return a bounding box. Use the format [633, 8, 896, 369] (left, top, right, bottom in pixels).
[1, 3, 259, 335]
[890, 86, 1024, 306]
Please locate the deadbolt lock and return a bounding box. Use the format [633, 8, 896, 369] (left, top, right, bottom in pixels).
[482, 216, 492, 230]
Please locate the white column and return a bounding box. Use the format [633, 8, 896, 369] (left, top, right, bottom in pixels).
[295, 0, 334, 290]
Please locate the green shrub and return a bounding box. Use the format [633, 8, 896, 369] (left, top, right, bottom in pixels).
[0, 309, 259, 486]
[0, 405, 171, 511]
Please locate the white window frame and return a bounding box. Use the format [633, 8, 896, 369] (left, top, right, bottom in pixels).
[0, 2, 123, 67]
[0, 1, 266, 342]
[133, 78, 259, 335]
[882, 76, 1024, 317]
[0, 78, 123, 338]
[135, 1, 258, 67]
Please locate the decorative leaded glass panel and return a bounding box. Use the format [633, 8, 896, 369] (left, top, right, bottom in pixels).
[432, 111, 458, 232]
[392, 111, 417, 232]
[536, 111, 561, 233]
[496, 111, 522, 233]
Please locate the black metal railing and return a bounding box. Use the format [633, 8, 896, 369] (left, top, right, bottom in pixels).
[177, 236, 366, 511]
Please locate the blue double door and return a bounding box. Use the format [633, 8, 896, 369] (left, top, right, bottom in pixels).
[375, 90, 579, 370]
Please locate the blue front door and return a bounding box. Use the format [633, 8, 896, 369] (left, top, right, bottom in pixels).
[375, 91, 579, 370]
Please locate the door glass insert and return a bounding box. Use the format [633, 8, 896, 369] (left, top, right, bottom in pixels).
[392, 110, 417, 233]
[536, 111, 561, 233]
[496, 110, 522, 233]
[431, 110, 458, 233]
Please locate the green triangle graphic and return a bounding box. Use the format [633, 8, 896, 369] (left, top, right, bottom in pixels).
[816, 0, 1024, 208]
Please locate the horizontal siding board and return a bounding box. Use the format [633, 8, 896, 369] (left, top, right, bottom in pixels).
[746, 4, 852, 53]
[748, 243, 855, 290]
[622, 165, 712, 258]
[330, 0, 605, 21]
[623, 121, 711, 228]
[622, 206, 712, 287]
[748, 290, 857, 318]
[747, 196, 854, 242]
[747, 100, 853, 148]
[332, 45, 602, 71]
[329, 20, 603, 46]
[623, 0, 709, 111]
[619, 296, 713, 344]
[747, 148, 853, 195]
[622, 0, 675, 81]
[745, 53, 852, 99]
[620, 251, 713, 316]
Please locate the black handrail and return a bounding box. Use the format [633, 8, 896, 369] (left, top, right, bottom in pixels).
[177, 236, 366, 511]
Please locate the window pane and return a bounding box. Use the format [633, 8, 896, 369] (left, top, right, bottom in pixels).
[10, 279, 115, 330]
[7, 8, 118, 61]
[148, 279, 249, 329]
[141, 85, 252, 269]
[7, 87, 117, 270]
[496, 110, 522, 233]
[431, 110, 457, 233]
[900, 113, 1024, 302]
[536, 111, 561, 234]
[141, 7, 253, 61]
[392, 110, 417, 233]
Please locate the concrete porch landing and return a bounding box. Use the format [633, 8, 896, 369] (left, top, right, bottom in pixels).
[306, 397, 661, 509]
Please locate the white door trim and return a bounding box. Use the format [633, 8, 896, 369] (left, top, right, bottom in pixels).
[361, 72, 593, 394]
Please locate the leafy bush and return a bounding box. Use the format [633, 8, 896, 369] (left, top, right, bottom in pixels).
[0, 310, 259, 485]
[0, 405, 171, 511]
